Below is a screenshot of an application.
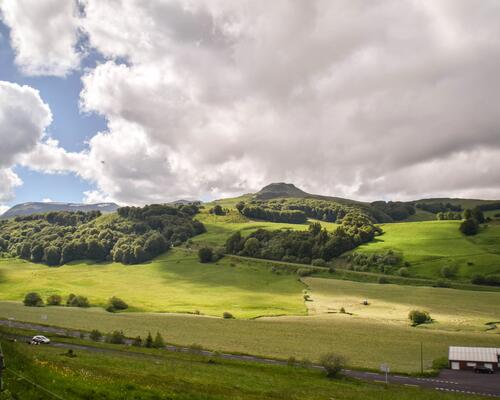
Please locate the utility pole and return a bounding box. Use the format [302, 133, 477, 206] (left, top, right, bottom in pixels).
[420, 342, 423, 374]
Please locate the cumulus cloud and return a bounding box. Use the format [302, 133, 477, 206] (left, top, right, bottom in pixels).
[0, 81, 52, 206]
[6, 0, 500, 203]
[0, 0, 81, 76]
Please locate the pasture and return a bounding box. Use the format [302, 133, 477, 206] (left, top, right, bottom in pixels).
[1, 299, 499, 373]
[0, 250, 305, 318]
[0, 335, 481, 400]
[355, 221, 500, 280]
[303, 277, 500, 332]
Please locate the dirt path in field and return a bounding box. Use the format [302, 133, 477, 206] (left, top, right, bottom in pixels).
[1, 319, 499, 397]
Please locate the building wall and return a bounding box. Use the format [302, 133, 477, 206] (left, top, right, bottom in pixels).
[449, 360, 499, 371]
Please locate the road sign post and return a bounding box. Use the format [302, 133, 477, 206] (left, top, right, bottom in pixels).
[380, 363, 390, 384]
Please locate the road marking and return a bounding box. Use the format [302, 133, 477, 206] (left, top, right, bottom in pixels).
[404, 384, 418, 387]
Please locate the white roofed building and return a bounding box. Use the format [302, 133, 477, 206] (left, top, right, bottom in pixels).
[449, 346, 500, 371]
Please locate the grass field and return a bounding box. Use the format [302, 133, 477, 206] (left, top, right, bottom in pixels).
[0, 335, 482, 400]
[0, 249, 306, 318]
[355, 221, 500, 280]
[1, 300, 499, 373]
[303, 277, 500, 332]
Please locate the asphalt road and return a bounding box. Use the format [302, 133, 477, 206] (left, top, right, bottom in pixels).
[1, 319, 499, 397]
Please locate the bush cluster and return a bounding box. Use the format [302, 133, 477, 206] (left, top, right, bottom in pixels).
[408, 309, 432, 325]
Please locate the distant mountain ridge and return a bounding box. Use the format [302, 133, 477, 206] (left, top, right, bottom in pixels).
[0, 202, 120, 219]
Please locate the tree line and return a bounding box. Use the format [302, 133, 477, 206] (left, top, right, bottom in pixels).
[0, 204, 205, 266]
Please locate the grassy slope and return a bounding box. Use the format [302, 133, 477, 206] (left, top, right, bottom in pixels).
[1, 338, 480, 400]
[0, 250, 305, 318]
[355, 221, 500, 280]
[304, 277, 500, 332]
[1, 301, 499, 373]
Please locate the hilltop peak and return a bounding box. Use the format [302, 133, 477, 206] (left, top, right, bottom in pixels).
[255, 182, 309, 200]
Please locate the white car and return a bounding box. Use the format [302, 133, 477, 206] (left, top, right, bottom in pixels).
[30, 335, 51, 345]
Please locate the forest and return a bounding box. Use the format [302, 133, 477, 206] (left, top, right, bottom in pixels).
[225, 212, 382, 265]
[0, 204, 205, 266]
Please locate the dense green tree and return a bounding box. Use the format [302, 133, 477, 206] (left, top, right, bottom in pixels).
[243, 237, 260, 257]
[145, 332, 154, 348]
[408, 310, 432, 325]
[198, 247, 213, 263]
[46, 294, 62, 306]
[23, 292, 43, 307]
[44, 246, 61, 266]
[210, 205, 225, 215]
[471, 207, 485, 224]
[235, 202, 245, 213]
[460, 218, 479, 236]
[144, 232, 168, 257]
[30, 244, 44, 263]
[153, 332, 165, 348]
[87, 239, 106, 261]
[320, 353, 346, 378]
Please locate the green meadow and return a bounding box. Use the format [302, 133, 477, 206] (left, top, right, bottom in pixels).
[355, 220, 500, 280]
[1, 298, 499, 373]
[0, 250, 305, 318]
[303, 277, 500, 332]
[0, 335, 482, 400]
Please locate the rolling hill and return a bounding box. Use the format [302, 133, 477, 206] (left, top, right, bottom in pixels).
[0, 201, 119, 219]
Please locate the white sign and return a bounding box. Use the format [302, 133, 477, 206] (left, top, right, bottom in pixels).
[380, 363, 390, 373]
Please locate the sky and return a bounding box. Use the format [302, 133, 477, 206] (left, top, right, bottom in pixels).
[0, 0, 500, 215]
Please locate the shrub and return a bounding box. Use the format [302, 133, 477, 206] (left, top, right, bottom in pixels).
[296, 268, 313, 277]
[434, 280, 451, 288]
[198, 247, 213, 263]
[320, 353, 346, 378]
[339, 307, 346, 314]
[145, 332, 154, 348]
[106, 330, 125, 344]
[68, 295, 90, 308]
[311, 258, 326, 267]
[23, 292, 43, 307]
[132, 336, 142, 347]
[471, 274, 500, 286]
[378, 276, 389, 284]
[408, 310, 432, 325]
[222, 311, 234, 319]
[153, 332, 165, 348]
[397, 267, 409, 277]
[46, 294, 62, 306]
[432, 356, 449, 371]
[106, 296, 128, 312]
[89, 329, 103, 341]
[440, 265, 457, 279]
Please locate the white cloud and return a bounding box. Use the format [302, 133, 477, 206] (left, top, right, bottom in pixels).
[6, 0, 500, 203]
[0, 81, 52, 206]
[41, 198, 53, 203]
[0, 0, 81, 76]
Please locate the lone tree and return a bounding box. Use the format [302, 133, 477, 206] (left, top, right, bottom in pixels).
[23, 292, 44, 307]
[460, 218, 479, 236]
[145, 332, 154, 348]
[408, 309, 432, 326]
[320, 353, 346, 378]
[198, 247, 213, 263]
